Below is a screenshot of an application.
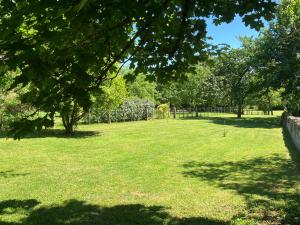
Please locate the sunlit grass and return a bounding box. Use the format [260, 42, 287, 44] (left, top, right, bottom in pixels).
[0, 114, 299, 225]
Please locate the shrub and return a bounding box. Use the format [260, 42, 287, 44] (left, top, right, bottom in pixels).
[156, 104, 170, 119]
[0, 93, 32, 130]
[92, 76, 128, 123]
[120, 98, 153, 121]
[84, 98, 155, 123]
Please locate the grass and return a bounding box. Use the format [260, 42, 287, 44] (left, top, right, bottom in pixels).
[0, 114, 299, 225]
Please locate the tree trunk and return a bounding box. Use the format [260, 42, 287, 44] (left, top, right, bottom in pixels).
[107, 113, 111, 124]
[61, 114, 75, 135]
[64, 123, 74, 135]
[173, 107, 177, 119]
[267, 93, 273, 116]
[60, 103, 85, 135]
[237, 104, 242, 118]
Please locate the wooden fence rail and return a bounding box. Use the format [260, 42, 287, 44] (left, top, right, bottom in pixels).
[171, 107, 270, 119]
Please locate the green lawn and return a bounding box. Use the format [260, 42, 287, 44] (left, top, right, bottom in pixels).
[0, 115, 299, 225]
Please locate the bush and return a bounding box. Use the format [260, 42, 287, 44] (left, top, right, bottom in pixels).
[0, 95, 32, 130]
[120, 98, 155, 121]
[84, 98, 155, 123]
[156, 104, 170, 119]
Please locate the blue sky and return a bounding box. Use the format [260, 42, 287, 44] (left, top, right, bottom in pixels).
[206, 16, 263, 48]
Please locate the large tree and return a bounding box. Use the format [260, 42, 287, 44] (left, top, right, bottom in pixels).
[157, 63, 224, 109]
[214, 39, 256, 118]
[0, 0, 277, 138]
[254, 0, 300, 115]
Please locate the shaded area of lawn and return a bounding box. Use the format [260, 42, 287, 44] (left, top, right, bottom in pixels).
[205, 116, 281, 129]
[0, 170, 29, 179]
[179, 115, 281, 129]
[0, 129, 100, 139]
[0, 199, 228, 225]
[182, 128, 300, 224]
[0, 116, 280, 139]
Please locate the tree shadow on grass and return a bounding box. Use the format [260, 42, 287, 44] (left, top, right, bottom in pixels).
[0, 129, 101, 139]
[204, 116, 281, 129]
[0, 199, 40, 215]
[0, 199, 229, 225]
[0, 170, 29, 179]
[182, 130, 300, 224]
[178, 115, 281, 129]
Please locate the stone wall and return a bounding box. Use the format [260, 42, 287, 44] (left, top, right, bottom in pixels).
[283, 113, 300, 153]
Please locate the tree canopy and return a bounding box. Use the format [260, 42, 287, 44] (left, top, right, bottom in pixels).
[0, 0, 277, 138]
[252, 0, 300, 115]
[214, 38, 257, 118]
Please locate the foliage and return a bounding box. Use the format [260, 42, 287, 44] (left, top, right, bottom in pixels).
[156, 63, 223, 108]
[120, 98, 155, 121]
[246, 88, 284, 114]
[186, 64, 225, 107]
[87, 97, 155, 123]
[214, 39, 257, 118]
[93, 76, 128, 123]
[0, 71, 32, 131]
[253, 0, 300, 115]
[156, 82, 181, 107]
[156, 104, 170, 119]
[0, 93, 31, 130]
[0, 0, 277, 137]
[127, 74, 157, 103]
